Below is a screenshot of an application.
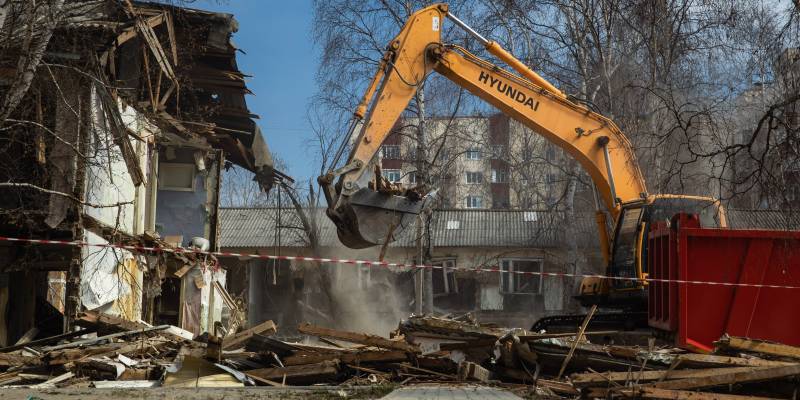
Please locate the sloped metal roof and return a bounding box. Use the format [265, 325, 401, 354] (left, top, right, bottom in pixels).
[725, 209, 800, 230]
[219, 208, 593, 249]
[219, 207, 800, 250]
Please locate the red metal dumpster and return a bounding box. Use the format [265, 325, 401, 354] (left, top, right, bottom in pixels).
[648, 214, 800, 352]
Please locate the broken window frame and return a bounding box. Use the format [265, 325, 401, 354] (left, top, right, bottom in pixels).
[500, 258, 543, 294]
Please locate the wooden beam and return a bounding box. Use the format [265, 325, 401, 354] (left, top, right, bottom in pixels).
[716, 335, 800, 360]
[571, 367, 758, 388]
[677, 353, 794, 368]
[298, 323, 420, 353]
[649, 364, 800, 390]
[556, 304, 597, 379]
[0, 328, 92, 353]
[245, 360, 339, 384]
[283, 350, 408, 366]
[221, 320, 276, 350]
[617, 387, 781, 400]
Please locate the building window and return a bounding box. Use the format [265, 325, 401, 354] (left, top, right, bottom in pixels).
[408, 171, 417, 184]
[546, 173, 558, 184]
[491, 169, 507, 183]
[382, 145, 401, 159]
[159, 163, 196, 191]
[432, 259, 458, 296]
[465, 195, 483, 209]
[465, 148, 482, 160]
[500, 259, 543, 294]
[465, 171, 483, 184]
[383, 169, 402, 183]
[545, 146, 557, 161]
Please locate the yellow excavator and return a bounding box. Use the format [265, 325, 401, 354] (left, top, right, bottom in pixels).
[318, 3, 725, 317]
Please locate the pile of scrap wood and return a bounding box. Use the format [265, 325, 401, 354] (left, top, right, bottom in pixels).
[1, 311, 799, 398]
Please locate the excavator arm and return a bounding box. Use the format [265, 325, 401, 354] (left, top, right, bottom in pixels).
[320, 3, 648, 250]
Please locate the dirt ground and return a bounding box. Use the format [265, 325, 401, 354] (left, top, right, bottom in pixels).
[0, 386, 395, 400]
[0, 385, 529, 400]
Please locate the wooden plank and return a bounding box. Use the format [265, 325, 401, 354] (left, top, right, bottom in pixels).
[298, 323, 419, 353]
[571, 367, 757, 388]
[41, 325, 170, 351]
[650, 364, 800, 390]
[716, 335, 800, 360]
[617, 387, 781, 400]
[31, 372, 74, 388]
[245, 360, 339, 384]
[14, 327, 39, 346]
[283, 350, 407, 366]
[246, 334, 298, 357]
[0, 329, 92, 353]
[458, 361, 491, 382]
[77, 311, 186, 341]
[557, 304, 597, 379]
[677, 353, 794, 368]
[222, 320, 276, 350]
[517, 330, 619, 342]
[0, 352, 41, 367]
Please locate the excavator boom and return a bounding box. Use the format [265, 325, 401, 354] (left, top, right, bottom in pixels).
[320, 3, 648, 249]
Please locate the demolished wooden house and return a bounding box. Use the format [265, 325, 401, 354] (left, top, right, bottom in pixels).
[2, 311, 799, 399]
[0, 0, 276, 345]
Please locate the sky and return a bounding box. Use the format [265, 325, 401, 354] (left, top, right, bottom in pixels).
[198, 0, 318, 183]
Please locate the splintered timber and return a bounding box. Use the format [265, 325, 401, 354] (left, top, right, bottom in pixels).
[478, 71, 540, 111]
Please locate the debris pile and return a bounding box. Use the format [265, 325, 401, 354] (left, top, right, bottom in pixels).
[1, 311, 798, 398]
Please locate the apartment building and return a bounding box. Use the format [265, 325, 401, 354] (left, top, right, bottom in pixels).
[378, 114, 578, 210]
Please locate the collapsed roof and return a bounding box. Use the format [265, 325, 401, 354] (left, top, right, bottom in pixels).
[0, 0, 278, 189]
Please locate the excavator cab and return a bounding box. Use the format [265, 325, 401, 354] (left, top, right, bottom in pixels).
[583, 195, 725, 307]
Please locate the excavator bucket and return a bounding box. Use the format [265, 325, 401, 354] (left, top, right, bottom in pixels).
[331, 187, 438, 249]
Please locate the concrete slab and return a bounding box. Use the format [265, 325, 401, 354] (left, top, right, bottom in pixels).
[381, 385, 524, 400]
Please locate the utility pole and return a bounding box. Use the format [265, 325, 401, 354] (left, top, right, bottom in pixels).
[415, 213, 424, 314]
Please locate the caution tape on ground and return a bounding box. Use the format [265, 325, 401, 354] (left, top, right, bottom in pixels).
[0, 235, 798, 289]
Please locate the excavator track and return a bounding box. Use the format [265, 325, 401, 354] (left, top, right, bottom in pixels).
[531, 312, 648, 333]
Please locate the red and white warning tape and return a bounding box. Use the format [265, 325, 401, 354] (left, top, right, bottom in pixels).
[1, 235, 799, 290]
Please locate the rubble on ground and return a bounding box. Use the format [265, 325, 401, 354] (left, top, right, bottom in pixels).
[0, 311, 798, 399]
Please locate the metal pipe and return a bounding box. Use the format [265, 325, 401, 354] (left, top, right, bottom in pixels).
[598, 136, 618, 205]
[446, 12, 489, 46]
[446, 12, 565, 99]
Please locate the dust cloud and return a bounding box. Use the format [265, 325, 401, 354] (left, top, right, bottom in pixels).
[320, 247, 410, 337]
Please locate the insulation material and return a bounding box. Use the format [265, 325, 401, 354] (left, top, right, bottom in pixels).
[80, 230, 143, 322]
[479, 284, 503, 310]
[84, 86, 148, 235]
[47, 271, 66, 313]
[180, 265, 227, 336]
